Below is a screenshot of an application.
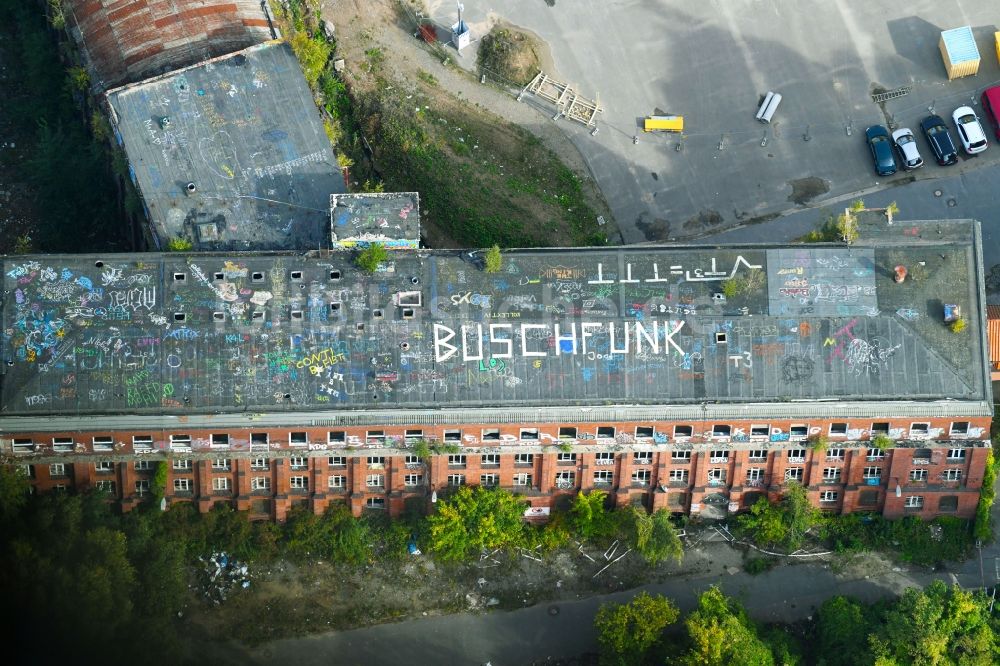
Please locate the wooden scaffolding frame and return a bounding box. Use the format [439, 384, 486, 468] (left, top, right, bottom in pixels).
[518, 71, 602, 128]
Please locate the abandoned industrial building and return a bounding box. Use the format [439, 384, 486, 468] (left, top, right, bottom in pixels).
[0, 219, 993, 521]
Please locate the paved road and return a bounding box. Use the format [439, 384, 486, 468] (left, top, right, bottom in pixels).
[427, 0, 1000, 244]
[234, 543, 995, 666]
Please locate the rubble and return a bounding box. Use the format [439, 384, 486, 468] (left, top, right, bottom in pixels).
[198, 551, 251, 605]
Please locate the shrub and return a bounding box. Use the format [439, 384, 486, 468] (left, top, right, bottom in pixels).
[166, 237, 192, 252]
[974, 450, 998, 542]
[744, 555, 777, 575]
[949, 318, 966, 333]
[484, 244, 502, 273]
[809, 433, 828, 454]
[356, 242, 389, 273]
[871, 433, 894, 450]
[290, 31, 332, 89]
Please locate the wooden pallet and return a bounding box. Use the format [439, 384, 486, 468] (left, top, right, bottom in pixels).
[518, 71, 602, 128]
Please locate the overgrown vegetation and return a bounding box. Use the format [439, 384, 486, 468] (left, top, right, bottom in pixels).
[0, 0, 130, 252]
[484, 244, 503, 273]
[310, 1, 611, 247]
[975, 449, 999, 541]
[737, 482, 976, 565]
[476, 26, 542, 86]
[356, 242, 389, 272]
[801, 201, 862, 244]
[596, 582, 999, 666]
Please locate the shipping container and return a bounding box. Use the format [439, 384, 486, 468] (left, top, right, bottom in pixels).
[643, 115, 684, 132]
[939, 26, 980, 80]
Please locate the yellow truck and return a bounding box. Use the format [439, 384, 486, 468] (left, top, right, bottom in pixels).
[643, 115, 684, 132]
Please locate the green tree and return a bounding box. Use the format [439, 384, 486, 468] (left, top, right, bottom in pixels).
[427, 486, 527, 561]
[151, 461, 168, 504]
[630, 507, 683, 565]
[739, 482, 818, 551]
[0, 465, 31, 523]
[569, 490, 611, 539]
[975, 449, 998, 541]
[167, 236, 193, 252]
[484, 244, 502, 273]
[594, 591, 679, 666]
[817, 596, 874, 666]
[872, 580, 997, 665]
[681, 587, 775, 666]
[356, 242, 389, 273]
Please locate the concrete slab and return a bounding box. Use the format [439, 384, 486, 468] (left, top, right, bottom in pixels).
[427, 0, 1000, 243]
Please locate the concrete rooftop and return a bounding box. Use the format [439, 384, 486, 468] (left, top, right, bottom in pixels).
[0, 227, 990, 420]
[330, 192, 421, 249]
[106, 40, 344, 252]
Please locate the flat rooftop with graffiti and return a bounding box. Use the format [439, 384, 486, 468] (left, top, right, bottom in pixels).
[0, 224, 991, 425]
[105, 40, 344, 251]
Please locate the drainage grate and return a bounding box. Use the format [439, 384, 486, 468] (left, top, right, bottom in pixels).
[872, 86, 912, 103]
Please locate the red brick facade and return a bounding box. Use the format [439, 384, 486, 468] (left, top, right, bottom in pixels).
[6, 415, 991, 521]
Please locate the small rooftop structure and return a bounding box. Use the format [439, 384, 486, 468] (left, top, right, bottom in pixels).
[66, 0, 274, 90]
[939, 26, 981, 80]
[330, 192, 421, 249]
[0, 222, 992, 430]
[987, 305, 1000, 380]
[106, 41, 344, 251]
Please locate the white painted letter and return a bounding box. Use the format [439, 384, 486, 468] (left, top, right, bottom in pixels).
[554, 322, 577, 355]
[634, 321, 659, 354]
[520, 324, 549, 357]
[489, 324, 513, 358]
[609, 322, 629, 354]
[461, 324, 484, 361]
[581, 322, 602, 355]
[663, 320, 686, 355]
[434, 324, 458, 361]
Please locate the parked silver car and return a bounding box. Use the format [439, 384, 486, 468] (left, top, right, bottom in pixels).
[891, 128, 923, 169]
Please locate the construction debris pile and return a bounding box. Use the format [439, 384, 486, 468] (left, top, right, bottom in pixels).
[198, 552, 250, 605]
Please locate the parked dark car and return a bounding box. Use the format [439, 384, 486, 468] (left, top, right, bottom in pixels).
[920, 115, 959, 165]
[865, 125, 897, 176]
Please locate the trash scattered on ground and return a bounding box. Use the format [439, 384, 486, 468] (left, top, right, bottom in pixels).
[198, 552, 251, 605]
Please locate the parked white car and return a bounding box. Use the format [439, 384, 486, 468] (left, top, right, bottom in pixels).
[891, 128, 924, 169]
[953, 106, 988, 154]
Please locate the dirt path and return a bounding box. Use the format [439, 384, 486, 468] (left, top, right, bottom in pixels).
[325, 0, 617, 241]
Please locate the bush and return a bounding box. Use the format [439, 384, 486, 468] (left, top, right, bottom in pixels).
[974, 450, 998, 542]
[290, 31, 332, 89]
[356, 242, 389, 273]
[427, 486, 528, 561]
[166, 237, 192, 252]
[484, 244, 502, 273]
[744, 555, 777, 575]
[950, 317, 966, 333]
[595, 592, 679, 666]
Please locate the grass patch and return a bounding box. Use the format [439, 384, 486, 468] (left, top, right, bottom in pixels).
[822, 514, 973, 565]
[353, 82, 607, 247]
[477, 26, 541, 85]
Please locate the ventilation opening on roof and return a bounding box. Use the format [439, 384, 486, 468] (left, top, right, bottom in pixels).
[356, 323, 365, 331]
[716, 332, 727, 344]
[329, 303, 341, 314]
[290, 271, 303, 281]
[214, 272, 225, 281]
[173, 313, 186, 322]
[252, 272, 264, 282]
[410, 276, 420, 285]
[712, 292, 726, 301]
[213, 312, 225, 322]
[95, 261, 104, 268]
[397, 291, 422, 307]
[400, 342, 410, 350]
[173, 272, 186, 282]
[185, 182, 196, 194]
[291, 310, 303, 320]
[373, 309, 384, 319]
[329, 270, 341, 280]
[402, 309, 415, 319]
[252, 311, 264, 321]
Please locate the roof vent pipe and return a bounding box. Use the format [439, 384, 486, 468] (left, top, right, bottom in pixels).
[185, 182, 197, 195]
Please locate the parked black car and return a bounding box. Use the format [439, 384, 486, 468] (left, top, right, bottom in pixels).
[920, 115, 959, 166]
[865, 125, 897, 176]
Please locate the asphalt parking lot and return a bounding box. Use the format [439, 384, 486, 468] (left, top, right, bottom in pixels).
[430, 0, 1000, 243]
